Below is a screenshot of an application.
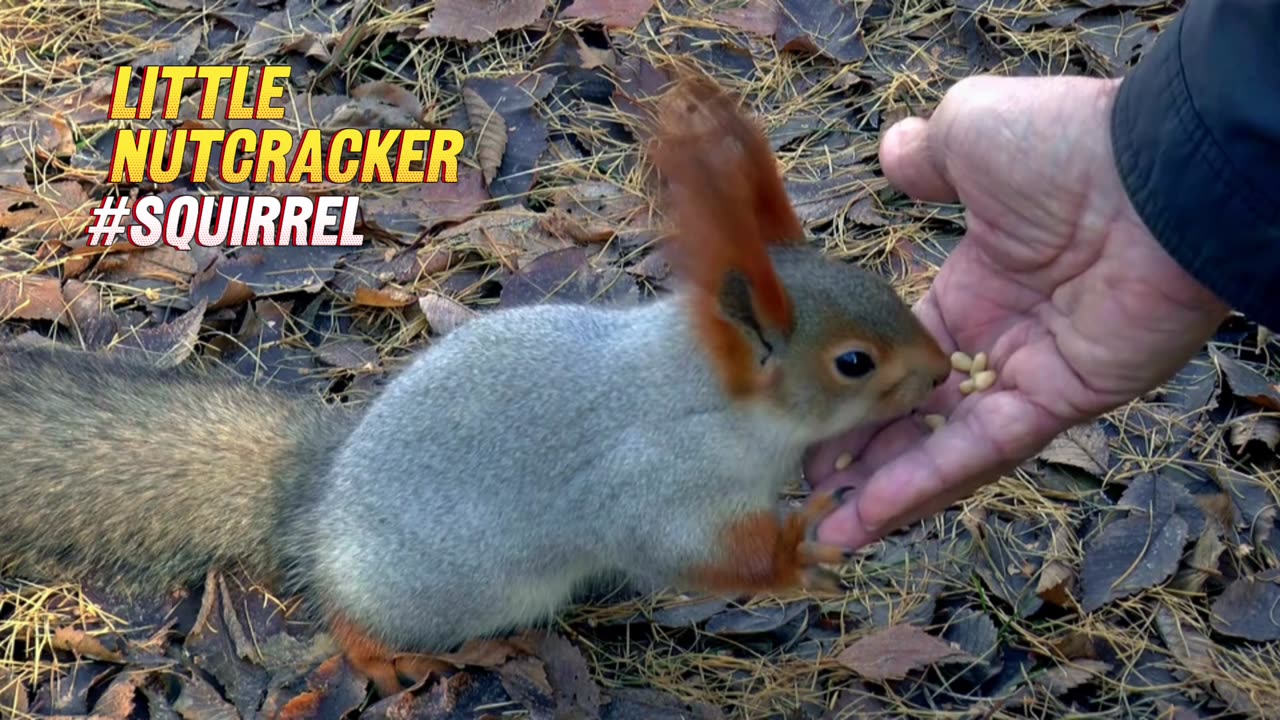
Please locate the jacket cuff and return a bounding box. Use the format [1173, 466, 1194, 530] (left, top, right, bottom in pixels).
[1110, 3, 1280, 329]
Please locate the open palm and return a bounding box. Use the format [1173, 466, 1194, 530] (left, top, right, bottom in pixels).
[807, 75, 1229, 549]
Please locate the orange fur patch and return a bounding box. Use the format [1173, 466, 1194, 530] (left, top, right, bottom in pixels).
[648, 72, 807, 398]
[684, 491, 843, 594]
[329, 612, 403, 697]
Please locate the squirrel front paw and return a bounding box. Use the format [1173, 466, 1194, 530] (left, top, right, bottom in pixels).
[685, 487, 854, 595]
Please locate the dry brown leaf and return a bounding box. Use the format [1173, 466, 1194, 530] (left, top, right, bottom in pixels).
[0, 669, 29, 715]
[0, 181, 91, 243]
[462, 87, 509, 186]
[419, 292, 478, 336]
[0, 275, 65, 321]
[351, 80, 425, 120]
[353, 285, 417, 308]
[1033, 659, 1111, 695]
[92, 674, 138, 719]
[1037, 524, 1078, 607]
[315, 339, 380, 370]
[427, 633, 537, 668]
[715, 0, 779, 35]
[561, 0, 656, 28]
[36, 114, 76, 158]
[1037, 422, 1110, 476]
[420, 0, 549, 41]
[51, 626, 125, 663]
[836, 624, 973, 681]
[1213, 347, 1280, 411]
[1156, 605, 1279, 718]
[1228, 414, 1280, 452]
[435, 207, 569, 266]
[1210, 574, 1280, 641]
[776, 0, 867, 63]
[1172, 524, 1225, 593]
[114, 300, 207, 369]
[1079, 510, 1188, 613]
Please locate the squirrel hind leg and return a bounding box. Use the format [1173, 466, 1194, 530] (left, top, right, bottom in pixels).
[328, 612, 405, 697]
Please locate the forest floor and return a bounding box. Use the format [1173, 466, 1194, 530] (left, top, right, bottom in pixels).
[2, 0, 1279, 718]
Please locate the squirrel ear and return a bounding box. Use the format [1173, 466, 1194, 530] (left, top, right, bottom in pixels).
[648, 72, 804, 396]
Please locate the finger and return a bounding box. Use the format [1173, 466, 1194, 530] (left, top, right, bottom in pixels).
[815, 391, 1054, 549]
[880, 117, 958, 204]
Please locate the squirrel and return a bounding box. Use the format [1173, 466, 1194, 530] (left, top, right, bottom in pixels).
[0, 73, 951, 696]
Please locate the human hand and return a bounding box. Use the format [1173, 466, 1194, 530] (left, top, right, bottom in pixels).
[807, 75, 1230, 549]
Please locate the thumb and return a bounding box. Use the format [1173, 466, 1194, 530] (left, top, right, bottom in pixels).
[879, 116, 958, 204]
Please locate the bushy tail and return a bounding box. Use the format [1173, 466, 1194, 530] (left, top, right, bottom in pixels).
[0, 346, 353, 595]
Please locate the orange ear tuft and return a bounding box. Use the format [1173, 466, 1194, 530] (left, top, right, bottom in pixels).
[647, 73, 805, 396]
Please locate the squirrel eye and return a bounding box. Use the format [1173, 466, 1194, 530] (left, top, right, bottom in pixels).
[834, 350, 876, 379]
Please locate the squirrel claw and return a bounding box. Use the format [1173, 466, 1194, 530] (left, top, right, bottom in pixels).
[801, 566, 847, 593]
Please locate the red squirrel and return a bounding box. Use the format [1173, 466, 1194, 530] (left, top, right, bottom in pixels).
[0, 73, 950, 695]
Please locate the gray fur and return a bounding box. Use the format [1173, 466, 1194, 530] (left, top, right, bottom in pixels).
[0, 247, 938, 655]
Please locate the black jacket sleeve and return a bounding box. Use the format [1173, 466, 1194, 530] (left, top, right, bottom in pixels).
[1111, 0, 1280, 329]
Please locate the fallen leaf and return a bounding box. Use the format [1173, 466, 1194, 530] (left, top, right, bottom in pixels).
[0, 181, 90, 243]
[50, 626, 125, 663]
[172, 671, 241, 718]
[315, 339, 379, 369]
[462, 86, 509, 186]
[351, 80, 424, 120]
[420, 0, 549, 42]
[600, 687, 727, 719]
[1038, 422, 1111, 476]
[432, 634, 536, 668]
[0, 670, 28, 716]
[971, 517, 1046, 617]
[501, 246, 634, 307]
[942, 608, 1001, 683]
[353, 285, 416, 308]
[1075, 10, 1160, 75]
[648, 597, 730, 627]
[362, 168, 489, 238]
[184, 572, 270, 716]
[541, 181, 645, 244]
[1033, 659, 1111, 695]
[715, 0, 779, 35]
[91, 674, 139, 719]
[1228, 413, 1280, 452]
[190, 245, 356, 308]
[419, 292, 478, 336]
[705, 602, 809, 636]
[35, 114, 76, 158]
[1037, 523, 1078, 608]
[498, 655, 555, 712]
[776, 0, 867, 63]
[561, 0, 655, 29]
[461, 73, 554, 202]
[1156, 605, 1279, 719]
[1079, 510, 1189, 613]
[113, 300, 207, 369]
[535, 632, 601, 719]
[0, 275, 64, 321]
[435, 207, 569, 266]
[1172, 523, 1225, 593]
[836, 624, 973, 681]
[1213, 347, 1280, 411]
[1210, 574, 1280, 641]
[243, 5, 342, 60]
